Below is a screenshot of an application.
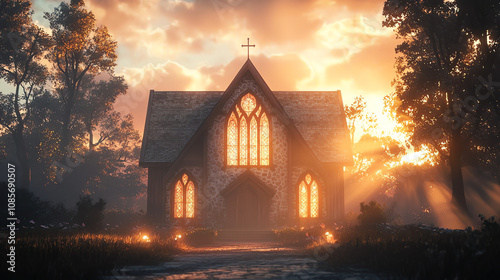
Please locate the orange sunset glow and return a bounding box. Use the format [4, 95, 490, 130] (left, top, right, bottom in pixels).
[1, 0, 498, 231]
[2, 0, 500, 278]
[24, 0, 397, 139]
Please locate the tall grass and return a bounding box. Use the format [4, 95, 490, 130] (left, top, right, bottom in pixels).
[319, 216, 500, 279]
[1, 231, 181, 280]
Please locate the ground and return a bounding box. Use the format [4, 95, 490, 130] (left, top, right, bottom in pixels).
[105, 242, 391, 280]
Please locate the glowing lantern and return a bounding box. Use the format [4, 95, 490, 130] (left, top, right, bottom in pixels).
[324, 232, 335, 243]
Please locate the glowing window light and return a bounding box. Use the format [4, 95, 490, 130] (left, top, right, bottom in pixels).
[250, 117, 258, 165]
[174, 181, 183, 218]
[299, 173, 320, 218]
[311, 180, 319, 218]
[186, 181, 195, 218]
[299, 181, 308, 218]
[226, 93, 271, 166]
[256, 105, 262, 117]
[227, 113, 238, 165]
[240, 118, 248, 165]
[260, 113, 269, 165]
[173, 174, 195, 218]
[305, 174, 312, 184]
[241, 93, 256, 115]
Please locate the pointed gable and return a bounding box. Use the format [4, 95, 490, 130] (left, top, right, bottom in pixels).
[140, 60, 352, 165]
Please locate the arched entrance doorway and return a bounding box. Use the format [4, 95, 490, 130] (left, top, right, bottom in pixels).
[221, 172, 275, 229]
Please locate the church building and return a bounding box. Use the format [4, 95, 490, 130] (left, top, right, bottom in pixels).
[139, 58, 351, 229]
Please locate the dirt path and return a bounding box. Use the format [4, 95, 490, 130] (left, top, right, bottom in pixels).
[107, 242, 389, 280]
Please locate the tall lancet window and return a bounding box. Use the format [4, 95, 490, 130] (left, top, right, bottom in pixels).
[298, 173, 319, 218]
[226, 93, 270, 166]
[173, 173, 195, 218]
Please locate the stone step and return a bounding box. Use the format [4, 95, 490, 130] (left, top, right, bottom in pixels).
[217, 229, 275, 242]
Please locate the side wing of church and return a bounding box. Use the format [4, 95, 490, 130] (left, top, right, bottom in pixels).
[139, 60, 351, 228]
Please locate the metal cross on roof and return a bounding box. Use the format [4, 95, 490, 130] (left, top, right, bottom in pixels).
[241, 38, 255, 60]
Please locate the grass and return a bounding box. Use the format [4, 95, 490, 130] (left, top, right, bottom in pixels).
[312, 216, 500, 279]
[1, 231, 181, 280]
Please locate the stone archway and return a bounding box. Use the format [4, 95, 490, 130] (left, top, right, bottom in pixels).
[221, 172, 275, 229]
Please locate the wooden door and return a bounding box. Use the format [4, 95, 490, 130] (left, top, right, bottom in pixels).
[237, 186, 259, 228]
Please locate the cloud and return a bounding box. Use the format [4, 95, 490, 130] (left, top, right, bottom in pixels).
[326, 36, 398, 93]
[200, 54, 311, 91]
[26, 0, 398, 137]
[333, 0, 386, 13]
[318, 16, 393, 62]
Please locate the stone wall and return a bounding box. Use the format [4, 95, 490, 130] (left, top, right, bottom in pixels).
[157, 76, 340, 227]
[205, 77, 289, 227]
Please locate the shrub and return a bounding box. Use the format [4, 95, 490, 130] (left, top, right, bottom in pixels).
[74, 196, 106, 232]
[184, 228, 217, 245]
[321, 216, 500, 279]
[358, 200, 386, 227]
[0, 183, 72, 228]
[273, 227, 308, 246]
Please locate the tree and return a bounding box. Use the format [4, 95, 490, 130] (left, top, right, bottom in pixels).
[383, 0, 500, 213]
[76, 74, 127, 151]
[345, 96, 366, 146]
[75, 195, 106, 232]
[358, 200, 387, 227]
[44, 0, 118, 156]
[345, 96, 379, 146]
[0, 0, 52, 189]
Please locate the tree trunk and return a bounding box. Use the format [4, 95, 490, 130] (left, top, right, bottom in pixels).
[449, 129, 468, 213]
[12, 127, 30, 190]
[60, 95, 74, 156]
[88, 124, 95, 151]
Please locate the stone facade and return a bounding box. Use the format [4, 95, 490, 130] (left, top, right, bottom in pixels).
[204, 77, 290, 228]
[140, 60, 350, 228]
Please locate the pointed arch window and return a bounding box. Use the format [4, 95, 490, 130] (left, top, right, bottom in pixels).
[298, 173, 319, 218]
[173, 173, 195, 218]
[226, 93, 270, 166]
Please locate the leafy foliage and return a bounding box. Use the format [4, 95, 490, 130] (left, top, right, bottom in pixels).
[184, 228, 218, 246]
[44, 0, 120, 155]
[273, 226, 327, 247]
[383, 0, 500, 211]
[0, 0, 52, 189]
[324, 217, 500, 279]
[358, 200, 387, 228]
[0, 182, 71, 226]
[74, 195, 106, 232]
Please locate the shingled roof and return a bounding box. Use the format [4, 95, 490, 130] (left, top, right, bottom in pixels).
[140, 91, 222, 163]
[140, 61, 352, 165]
[274, 91, 351, 163]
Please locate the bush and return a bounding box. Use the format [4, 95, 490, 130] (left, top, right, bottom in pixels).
[321, 216, 500, 279]
[273, 226, 328, 247]
[184, 228, 217, 245]
[358, 200, 386, 227]
[0, 182, 72, 228]
[74, 196, 106, 232]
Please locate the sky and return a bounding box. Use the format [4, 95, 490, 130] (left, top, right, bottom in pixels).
[18, 0, 400, 139]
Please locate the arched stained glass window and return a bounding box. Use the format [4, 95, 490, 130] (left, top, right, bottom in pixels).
[173, 173, 195, 218]
[226, 93, 271, 166]
[298, 173, 319, 218]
